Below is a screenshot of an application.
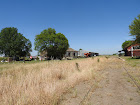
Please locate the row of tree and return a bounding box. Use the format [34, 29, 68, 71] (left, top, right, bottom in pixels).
[122, 14, 140, 49]
[0, 27, 69, 59]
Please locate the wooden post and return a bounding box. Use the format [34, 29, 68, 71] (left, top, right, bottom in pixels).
[8, 57, 12, 62]
[131, 46, 133, 58]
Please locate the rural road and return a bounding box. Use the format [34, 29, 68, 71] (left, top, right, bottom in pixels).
[61, 58, 140, 105]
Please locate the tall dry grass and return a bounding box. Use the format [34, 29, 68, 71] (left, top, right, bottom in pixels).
[0, 57, 117, 105]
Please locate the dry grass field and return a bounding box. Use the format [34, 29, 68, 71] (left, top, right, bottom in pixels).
[0, 57, 112, 105]
[0, 56, 139, 105]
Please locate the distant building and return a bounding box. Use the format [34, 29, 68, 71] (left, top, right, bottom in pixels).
[78, 49, 99, 57]
[119, 44, 140, 57]
[65, 48, 78, 58]
[89, 52, 99, 56]
[38, 48, 79, 59]
[36, 48, 99, 60]
[38, 56, 46, 61]
[78, 49, 89, 57]
[30, 56, 38, 60]
[127, 44, 140, 57]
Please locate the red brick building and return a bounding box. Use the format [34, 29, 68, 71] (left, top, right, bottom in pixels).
[125, 44, 140, 57]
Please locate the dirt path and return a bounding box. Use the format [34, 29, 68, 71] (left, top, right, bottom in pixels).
[61, 58, 140, 105]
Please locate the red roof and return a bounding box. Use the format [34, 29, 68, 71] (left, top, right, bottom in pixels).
[127, 44, 140, 51]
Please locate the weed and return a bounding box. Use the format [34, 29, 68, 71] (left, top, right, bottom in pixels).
[127, 79, 131, 82]
[97, 58, 100, 62]
[72, 89, 77, 98]
[130, 98, 133, 101]
[105, 56, 109, 59]
[91, 69, 95, 79]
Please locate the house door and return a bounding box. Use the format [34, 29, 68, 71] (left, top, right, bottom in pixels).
[73, 53, 75, 57]
[68, 52, 70, 57]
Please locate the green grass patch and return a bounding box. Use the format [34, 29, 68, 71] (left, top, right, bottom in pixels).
[121, 56, 140, 67]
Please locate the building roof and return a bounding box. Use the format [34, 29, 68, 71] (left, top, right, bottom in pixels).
[124, 43, 140, 50]
[67, 48, 78, 52]
[127, 44, 140, 50]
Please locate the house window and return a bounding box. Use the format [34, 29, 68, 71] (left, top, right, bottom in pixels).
[133, 46, 140, 49]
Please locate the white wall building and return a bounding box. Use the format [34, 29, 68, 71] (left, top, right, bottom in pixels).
[78, 49, 89, 57]
[65, 48, 78, 58]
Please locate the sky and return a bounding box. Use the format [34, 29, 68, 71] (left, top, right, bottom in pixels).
[0, 0, 140, 55]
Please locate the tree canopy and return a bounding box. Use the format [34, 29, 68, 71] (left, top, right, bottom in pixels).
[129, 14, 140, 43]
[122, 40, 133, 49]
[34, 28, 69, 59]
[0, 27, 32, 57]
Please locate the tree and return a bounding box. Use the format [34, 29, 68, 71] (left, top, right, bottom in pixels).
[122, 40, 133, 49]
[17, 34, 32, 57]
[0, 27, 32, 58]
[34, 28, 69, 59]
[129, 14, 140, 43]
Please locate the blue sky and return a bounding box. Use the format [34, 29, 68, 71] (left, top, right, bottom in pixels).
[0, 0, 140, 55]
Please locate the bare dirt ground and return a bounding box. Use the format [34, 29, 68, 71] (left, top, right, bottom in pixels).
[61, 57, 140, 105]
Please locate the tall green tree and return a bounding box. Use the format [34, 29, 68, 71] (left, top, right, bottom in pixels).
[0, 27, 32, 57]
[129, 14, 140, 43]
[122, 40, 133, 49]
[34, 28, 69, 59]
